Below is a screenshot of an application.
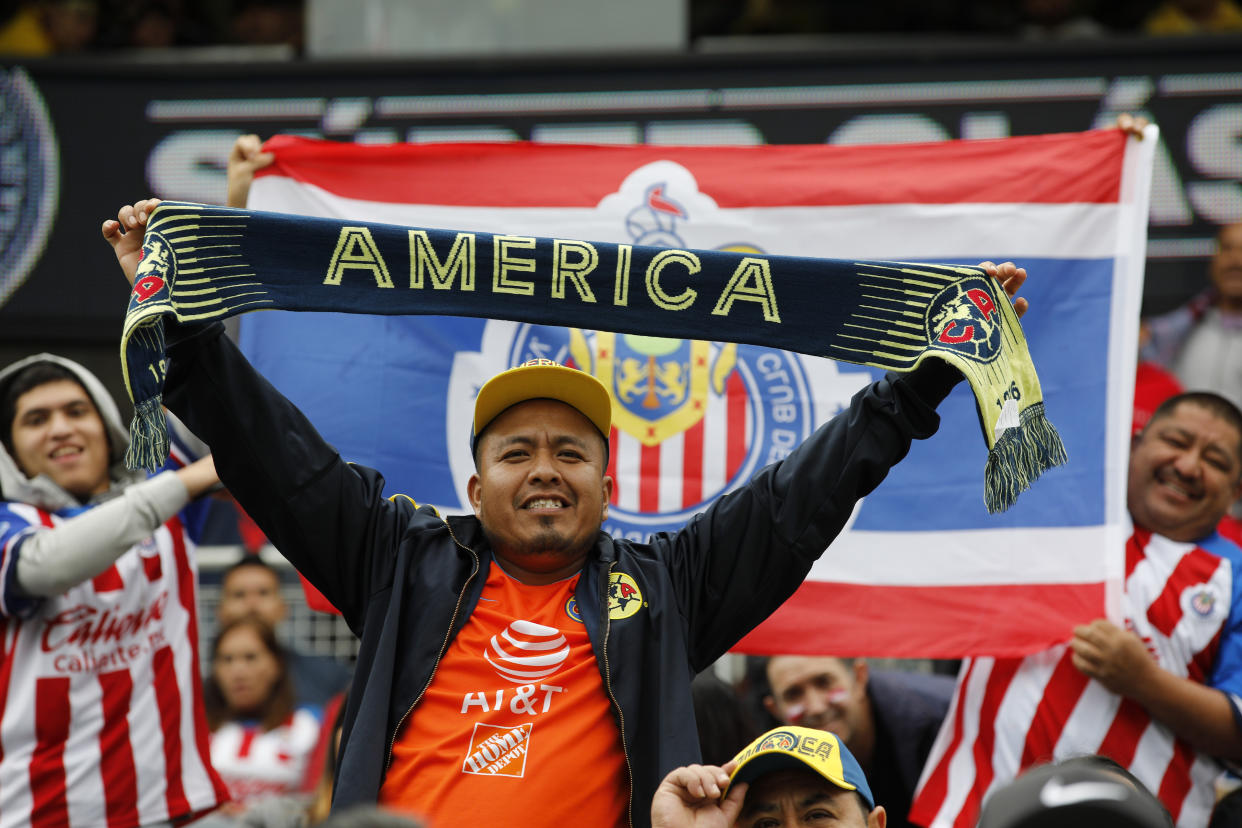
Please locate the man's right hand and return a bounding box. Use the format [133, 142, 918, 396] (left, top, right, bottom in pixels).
[651, 762, 747, 828]
[226, 134, 274, 209]
[101, 198, 162, 287]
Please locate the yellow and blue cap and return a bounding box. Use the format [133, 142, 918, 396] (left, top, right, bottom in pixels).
[471, 359, 612, 456]
[725, 726, 874, 811]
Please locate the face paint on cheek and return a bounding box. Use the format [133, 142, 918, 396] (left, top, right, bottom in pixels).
[825, 686, 850, 705]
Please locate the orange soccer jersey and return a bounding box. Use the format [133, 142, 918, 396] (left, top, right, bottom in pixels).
[379, 562, 628, 826]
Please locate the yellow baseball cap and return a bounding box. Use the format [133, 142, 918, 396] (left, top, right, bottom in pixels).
[725, 726, 875, 810]
[471, 359, 612, 454]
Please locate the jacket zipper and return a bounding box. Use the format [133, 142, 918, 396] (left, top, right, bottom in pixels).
[384, 522, 480, 771]
[599, 559, 635, 828]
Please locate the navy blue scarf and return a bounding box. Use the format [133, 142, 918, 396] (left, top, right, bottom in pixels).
[122, 202, 1065, 512]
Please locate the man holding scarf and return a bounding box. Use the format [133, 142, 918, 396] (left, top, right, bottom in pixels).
[103, 198, 1028, 828]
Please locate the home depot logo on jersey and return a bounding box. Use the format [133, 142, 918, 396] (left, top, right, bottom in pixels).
[462, 722, 533, 777]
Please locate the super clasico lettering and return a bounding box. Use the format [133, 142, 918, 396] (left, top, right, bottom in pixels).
[322, 227, 783, 323]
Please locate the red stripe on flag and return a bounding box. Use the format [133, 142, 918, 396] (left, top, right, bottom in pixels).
[1146, 548, 1221, 637]
[30, 675, 70, 828]
[681, 418, 704, 509]
[608, 427, 620, 506]
[1021, 654, 1090, 767]
[99, 669, 139, 827]
[167, 517, 231, 805]
[733, 581, 1105, 659]
[908, 660, 977, 827]
[1156, 739, 1196, 824]
[1125, 529, 1150, 581]
[152, 645, 189, 817]
[640, 442, 660, 514]
[725, 371, 747, 483]
[955, 658, 1022, 828]
[1094, 697, 1149, 768]
[260, 130, 1126, 207]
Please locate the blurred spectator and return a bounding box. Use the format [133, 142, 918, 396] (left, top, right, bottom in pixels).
[0, 0, 97, 54]
[1018, 0, 1107, 38]
[96, 0, 215, 49]
[205, 616, 323, 817]
[1145, 0, 1242, 32]
[231, 0, 302, 51]
[761, 655, 953, 828]
[0, 354, 227, 825]
[690, 671, 760, 765]
[976, 755, 1174, 828]
[1141, 222, 1242, 409]
[912, 391, 1242, 827]
[217, 554, 353, 708]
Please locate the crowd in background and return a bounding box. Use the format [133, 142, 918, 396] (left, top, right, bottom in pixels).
[0, 0, 1240, 58]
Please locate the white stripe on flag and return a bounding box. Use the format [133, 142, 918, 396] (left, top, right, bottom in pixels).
[250, 176, 1124, 259]
[811, 525, 1112, 586]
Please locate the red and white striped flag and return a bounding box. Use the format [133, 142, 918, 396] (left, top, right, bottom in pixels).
[242, 128, 1157, 658]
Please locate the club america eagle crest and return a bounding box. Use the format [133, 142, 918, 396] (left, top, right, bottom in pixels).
[447, 161, 873, 539]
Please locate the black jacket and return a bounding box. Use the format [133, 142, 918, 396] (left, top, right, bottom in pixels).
[163, 321, 953, 827]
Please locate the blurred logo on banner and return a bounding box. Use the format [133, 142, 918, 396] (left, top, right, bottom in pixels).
[0, 68, 58, 309]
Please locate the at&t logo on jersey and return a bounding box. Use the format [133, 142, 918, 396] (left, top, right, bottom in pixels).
[484, 620, 569, 684]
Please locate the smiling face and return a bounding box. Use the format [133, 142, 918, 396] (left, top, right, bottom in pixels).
[737, 769, 884, 828]
[467, 399, 613, 584]
[1127, 401, 1242, 542]
[765, 657, 869, 749]
[9, 379, 111, 500]
[212, 623, 282, 716]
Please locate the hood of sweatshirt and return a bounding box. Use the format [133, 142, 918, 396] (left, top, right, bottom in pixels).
[0, 353, 146, 512]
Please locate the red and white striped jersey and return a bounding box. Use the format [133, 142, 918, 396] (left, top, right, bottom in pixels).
[0, 500, 228, 828]
[910, 526, 1242, 828]
[209, 708, 321, 806]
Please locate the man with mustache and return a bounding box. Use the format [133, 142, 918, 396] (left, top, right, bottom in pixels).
[912, 391, 1242, 828]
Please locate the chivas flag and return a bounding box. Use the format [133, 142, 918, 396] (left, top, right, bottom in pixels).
[242, 129, 1156, 657]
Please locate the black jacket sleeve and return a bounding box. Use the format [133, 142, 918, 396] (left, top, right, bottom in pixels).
[161, 321, 427, 629]
[660, 361, 956, 669]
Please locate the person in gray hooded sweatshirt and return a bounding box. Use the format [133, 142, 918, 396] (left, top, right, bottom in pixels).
[0, 354, 228, 828]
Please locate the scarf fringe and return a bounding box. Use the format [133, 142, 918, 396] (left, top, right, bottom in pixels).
[126, 396, 170, 473]
[984, 401, 1069, 514]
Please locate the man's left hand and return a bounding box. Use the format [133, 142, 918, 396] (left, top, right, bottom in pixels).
[1069, 618, 1157, 695]
[978, 261, 1028, 319]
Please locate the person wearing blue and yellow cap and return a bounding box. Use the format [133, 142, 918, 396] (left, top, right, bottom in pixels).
[653, 725, 887, 828]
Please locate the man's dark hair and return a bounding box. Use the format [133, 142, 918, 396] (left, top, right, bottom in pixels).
[0, 361, 96, 460]
[1144, 391, 1242, 462]
[221, 553, 281, 585]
